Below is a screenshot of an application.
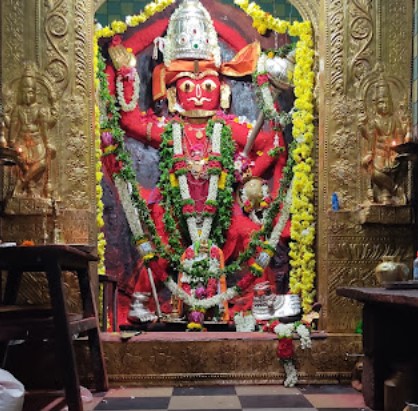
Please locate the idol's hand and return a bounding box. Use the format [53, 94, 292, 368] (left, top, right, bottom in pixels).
[109, 44, 136, 71]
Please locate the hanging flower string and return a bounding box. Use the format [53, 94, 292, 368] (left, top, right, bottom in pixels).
[235, 0, 316, 314]
[287, 24, 316, 314]
[93, 33, 106, 276]
[262, 320, 312, 387]
[116, 70, 140, 112]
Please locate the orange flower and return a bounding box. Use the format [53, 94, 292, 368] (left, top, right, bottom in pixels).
[21, 240, 35, 246]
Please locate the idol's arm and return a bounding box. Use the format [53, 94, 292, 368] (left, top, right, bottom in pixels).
[105, 63, 164, 148]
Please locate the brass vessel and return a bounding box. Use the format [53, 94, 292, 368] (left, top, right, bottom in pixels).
[375, 256, 410, 284]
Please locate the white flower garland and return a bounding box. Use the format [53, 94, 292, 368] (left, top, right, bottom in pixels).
[274, 322, 294, 338]
[166, 277, 237, 309]
[273, 320, 312, 387]
[116, 70, 140, 112]
[283, 360, 298, 387]
[296, 323, 312, 350]
[268, 181, 293, 248]
[115, 177, 144, 237]
[172, 121, 222, 244]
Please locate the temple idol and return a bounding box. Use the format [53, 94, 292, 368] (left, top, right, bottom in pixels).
[0, 0, 418, 410]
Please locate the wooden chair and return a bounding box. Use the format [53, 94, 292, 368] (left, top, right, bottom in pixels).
[0, 245, 108, 411]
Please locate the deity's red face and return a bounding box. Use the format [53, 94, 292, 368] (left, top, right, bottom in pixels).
[176, 74, 221, 112]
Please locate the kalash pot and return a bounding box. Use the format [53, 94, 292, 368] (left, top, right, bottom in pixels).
[375, 256, 410, 284]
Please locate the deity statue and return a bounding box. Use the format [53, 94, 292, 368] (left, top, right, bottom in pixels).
[7, 63, 57, 198]
[102, 0, 299, 324]
[359, 74, 409, 205]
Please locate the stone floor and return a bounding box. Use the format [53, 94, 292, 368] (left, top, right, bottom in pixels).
[23, 384, 370, 411]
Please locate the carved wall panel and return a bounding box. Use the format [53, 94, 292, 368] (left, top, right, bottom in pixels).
[0, 0, 96, 303]
[1, 0, 95, 238]
[382, 0, 413, 78]
[44, 0, 70, 96]
[2, 0, 24, 84]
[318, 0, 415, 332]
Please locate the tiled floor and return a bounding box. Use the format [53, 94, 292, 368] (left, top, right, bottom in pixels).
[23, 384, 370, 411]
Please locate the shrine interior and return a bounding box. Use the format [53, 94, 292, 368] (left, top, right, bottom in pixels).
[0, 1, 418, 411]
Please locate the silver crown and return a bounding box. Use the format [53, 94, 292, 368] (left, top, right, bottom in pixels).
[156, 0, 221, 67]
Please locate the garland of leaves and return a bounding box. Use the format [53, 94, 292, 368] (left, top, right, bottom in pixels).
[96, 47, 174, 268]
[158, 118, 236, 247]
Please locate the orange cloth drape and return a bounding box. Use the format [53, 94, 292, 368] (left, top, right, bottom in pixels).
[152, 42, 260, 100]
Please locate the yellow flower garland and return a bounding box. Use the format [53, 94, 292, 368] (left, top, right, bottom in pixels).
[93, 33, 106, 276]
[235, 0, 316, 313]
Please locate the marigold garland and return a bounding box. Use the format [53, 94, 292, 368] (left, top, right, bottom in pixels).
[235, 0, 316, 313]
[93, 33, 106, 276]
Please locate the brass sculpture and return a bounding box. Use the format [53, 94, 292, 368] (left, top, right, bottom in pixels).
[359, 71, 409, 205]
[7, 63, 57, 199]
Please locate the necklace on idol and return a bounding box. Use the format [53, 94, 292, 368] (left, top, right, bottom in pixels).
[172, 121, 223, 244]
[182, 129, 210, 156]
[185, 123, 206, 140]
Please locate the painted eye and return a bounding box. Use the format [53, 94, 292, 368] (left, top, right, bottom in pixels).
[202, 79, 218, 92]
[179, 80, 195, 92]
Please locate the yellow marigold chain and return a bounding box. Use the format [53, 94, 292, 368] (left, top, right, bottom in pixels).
[235, 0, 316, 313]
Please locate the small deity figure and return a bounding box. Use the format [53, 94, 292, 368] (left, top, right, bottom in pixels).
[103, 0, 295, 323]
[8, 63, 57, 198]
[359, 75, 409, 205]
